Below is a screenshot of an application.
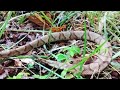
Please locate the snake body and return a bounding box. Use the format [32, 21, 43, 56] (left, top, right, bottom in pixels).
[0, 31, 112, 75]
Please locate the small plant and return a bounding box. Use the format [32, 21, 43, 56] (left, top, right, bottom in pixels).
[53, 45, 81, 77]
[55, 45, 81, 62]
[56, 53, 68, 62]
[64, 45, 81, 57]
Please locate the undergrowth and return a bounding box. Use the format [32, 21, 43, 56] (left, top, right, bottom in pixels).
[0, 11, 120, 79]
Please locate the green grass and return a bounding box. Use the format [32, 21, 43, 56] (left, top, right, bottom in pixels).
[1, 11, 120, 79]
[53, 11, 78, 26]
[83, 19, 87, 57]
[0, 11, 12, 38]
[40, 11, 54, 27]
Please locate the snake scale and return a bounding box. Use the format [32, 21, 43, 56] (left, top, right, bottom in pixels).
[0, 31, 112, 75]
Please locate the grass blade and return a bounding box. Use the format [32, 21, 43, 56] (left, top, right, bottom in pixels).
[40, 11, 54, 27]
[34, 62, 64, 79]
[0, 11, 12, 38]
[53, 11, 65, 24]
[59, 12, 76, 26]
[83, 19, 87, 57]
[103, 12, 108, 39]
[112, 51, 120, 60]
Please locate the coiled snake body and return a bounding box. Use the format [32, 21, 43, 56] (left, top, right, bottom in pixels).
[0, 31, 112, 75]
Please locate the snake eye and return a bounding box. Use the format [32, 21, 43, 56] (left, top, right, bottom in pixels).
[69, 61, 73, 64]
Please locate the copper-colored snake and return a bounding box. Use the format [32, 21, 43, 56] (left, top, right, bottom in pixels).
[0, 31, 112, 75]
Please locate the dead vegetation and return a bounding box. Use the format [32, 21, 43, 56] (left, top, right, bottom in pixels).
[0, 11, 120, 79]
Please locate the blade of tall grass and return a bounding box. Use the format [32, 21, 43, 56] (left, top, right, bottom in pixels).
[87, 12, 95, 28]
[103, 12, 108, 39]
[107, 28, 120, 42]
[70, 19, 87, 77]
[40, 11, 54, 27]
[77, 19, 87, 75]
[0, 11, 12, 38]
[59, 12, 76, 26]
[83, 19, 87, 57]
[53, 11, 65, 24]
[34, 61, 64, 79]
[112, 51, 120, 60]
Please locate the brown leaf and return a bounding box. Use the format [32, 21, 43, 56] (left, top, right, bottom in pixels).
[28, 13, 50, 29]
[51, 25, 66, 32]
[14, 59, 22, 67]
[34, 13, 45, 24]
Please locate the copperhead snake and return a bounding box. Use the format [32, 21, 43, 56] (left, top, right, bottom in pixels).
[0, 31, 112, 75]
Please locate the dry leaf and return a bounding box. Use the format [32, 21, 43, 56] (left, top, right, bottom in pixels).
[14, 59, 22, 67]
[34, 13, 45, 24]
[28, 13, 50, 29]
[0, 70, 8, 79]
[51, 25, 66, 32]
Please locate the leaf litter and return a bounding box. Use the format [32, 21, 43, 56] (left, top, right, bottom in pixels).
[0, 11, 120, 79]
